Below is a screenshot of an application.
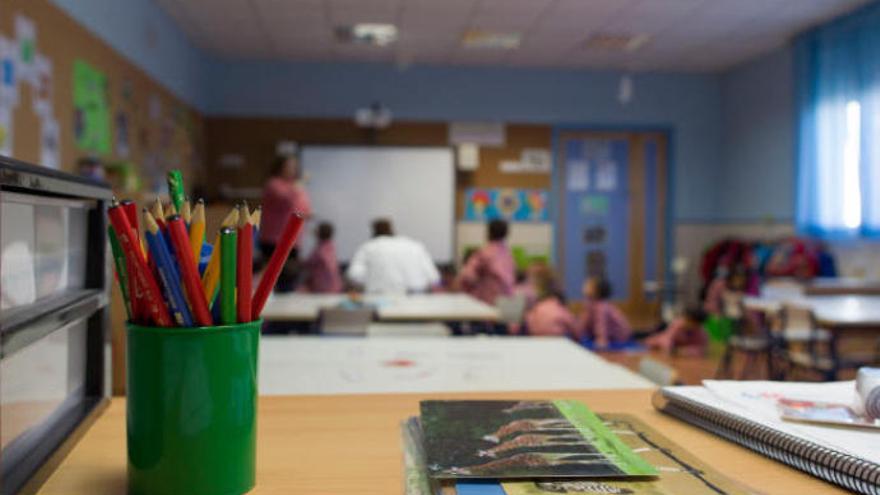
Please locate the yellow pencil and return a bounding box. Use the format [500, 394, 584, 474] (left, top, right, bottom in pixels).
[151, 198, 164, 225]
[189, 199, 206, 262]
[251, 206, 262, 230]
[201, 205, 240, 303]
[181, 197, 193, 225]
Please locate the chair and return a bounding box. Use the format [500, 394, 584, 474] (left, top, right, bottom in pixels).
[774, 304, 834, 381]
[495, 294, 527, 333]
[317, 307, 375, 336]
[638, 357, 679, 386]
[715, 299, 775, 380]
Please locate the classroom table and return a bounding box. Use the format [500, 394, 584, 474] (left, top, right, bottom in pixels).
[259, 336, 653, 395]
[33, 390, 849, 495]
[804, 277, 880, 296]
[259, 292, 501, 322]
[744, 294, 880, 377]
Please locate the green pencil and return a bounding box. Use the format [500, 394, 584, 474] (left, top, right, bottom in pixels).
[167, 169, 186, 214]
[219, 226, 237, 325]
[107, 226, 133, 319]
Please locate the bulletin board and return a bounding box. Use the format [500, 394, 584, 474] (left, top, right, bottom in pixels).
[0, 0, 204, 192]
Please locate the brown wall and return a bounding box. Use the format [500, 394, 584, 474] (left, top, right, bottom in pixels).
[204, 117, 552, 218]
[0, 0, 204, 185]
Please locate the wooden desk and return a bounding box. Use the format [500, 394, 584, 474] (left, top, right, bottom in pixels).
[35, 390, 848, 495]
[260, 293, 500, 322]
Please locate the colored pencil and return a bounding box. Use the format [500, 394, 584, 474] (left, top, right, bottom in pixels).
[189, 199, 206, 261]
[251, 206, 262, 232]
[107, 226, 132, 319]
[166, 201, 178, 217]
[219, 226, 237, 325]
[144, 210, 194, 327]
[236, 203, 253, 323]
[167, 170, 186, 214]
[167, 215, 213, 326]
[108, 201, 172, 327]
[251, 212, 305, 320]
[151, 198, 166, 229]
[202, 206, 240, 304]
[119, 199, 145, 319]
[181, 197, 192, 226]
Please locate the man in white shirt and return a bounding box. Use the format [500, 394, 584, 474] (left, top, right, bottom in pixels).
[346, 218, 440, 294]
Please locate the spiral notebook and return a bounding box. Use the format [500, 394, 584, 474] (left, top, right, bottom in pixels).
[653, 380, 880, 495]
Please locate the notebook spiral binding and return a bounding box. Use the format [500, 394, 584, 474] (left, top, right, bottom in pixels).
[654, 390, 880, 495]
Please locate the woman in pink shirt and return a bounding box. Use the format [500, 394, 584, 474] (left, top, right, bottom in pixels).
[302, 222, 343, 293]
[457, 219, 516, 304]
[645, 308, 708, 356]
[259, 153, 312, 291]
[576, 277, 633, 349]
[524, 268, 577, 337]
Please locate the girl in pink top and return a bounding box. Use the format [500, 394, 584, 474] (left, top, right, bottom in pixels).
[523, 268, 576, 337]
[259, 154, 312, 292]
[457, 219, 516, 304]
[645, 308, 709, 356]
[576, 277, 633, 349]
[302, 222, 343, 293]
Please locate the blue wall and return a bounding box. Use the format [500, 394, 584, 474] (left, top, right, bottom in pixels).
[49, 0, 208, 110]
[205, 60, 724, 221]
[719, 47, 795, 221]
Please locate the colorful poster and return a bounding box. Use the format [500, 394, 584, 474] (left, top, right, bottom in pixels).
[73, 59, 111, 153]
[465, 188, 548, 222]
[31, 54, 52, 117]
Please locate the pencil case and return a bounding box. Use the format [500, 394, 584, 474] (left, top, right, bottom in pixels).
[126, 320, 261, 495]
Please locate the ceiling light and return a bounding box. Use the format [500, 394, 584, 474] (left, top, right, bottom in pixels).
[584, 33, 651, 52]
[461, 30, 521, 50]
[335, 23, 398, 47]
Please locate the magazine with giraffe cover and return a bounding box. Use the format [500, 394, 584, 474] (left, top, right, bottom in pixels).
[420, 400, 657, 479]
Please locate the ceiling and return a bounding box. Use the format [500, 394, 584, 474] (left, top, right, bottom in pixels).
[155, 0, 871, 72]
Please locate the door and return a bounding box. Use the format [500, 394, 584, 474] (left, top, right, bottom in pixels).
[556, 131, 668, 327]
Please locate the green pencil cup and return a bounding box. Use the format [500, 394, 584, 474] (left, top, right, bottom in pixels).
[126, 320, 261, 495]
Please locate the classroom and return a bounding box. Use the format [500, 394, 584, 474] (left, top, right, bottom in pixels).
[1, 0, 879, 494]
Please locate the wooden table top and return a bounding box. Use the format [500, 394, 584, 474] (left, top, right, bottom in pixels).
[36, 390, 848, 495]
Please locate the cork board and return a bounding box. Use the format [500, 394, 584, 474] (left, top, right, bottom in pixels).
[0, 0, 204, 190]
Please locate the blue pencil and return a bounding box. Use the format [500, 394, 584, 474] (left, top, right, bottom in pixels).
[144, 209, 194, 327]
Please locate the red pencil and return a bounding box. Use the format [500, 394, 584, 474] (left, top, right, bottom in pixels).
[236, 205, 253, 323]
[251, 212, 305, 320]
[108, 202, 173, 327]
[166, 215, 213, 326]
[120, 200, 144, 321]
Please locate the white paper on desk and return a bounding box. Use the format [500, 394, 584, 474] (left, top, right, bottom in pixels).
[699, 380, 880, 463]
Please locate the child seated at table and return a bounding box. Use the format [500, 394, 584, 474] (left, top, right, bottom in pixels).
[301, 222, 342, 293]
[576, 276, 633, 350]
[514, 259, 549, 311]
[645, 308, 709, 356]
[523, 268, 577, 337]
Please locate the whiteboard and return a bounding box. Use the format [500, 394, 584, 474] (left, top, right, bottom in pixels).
[300, 146, 455, 262]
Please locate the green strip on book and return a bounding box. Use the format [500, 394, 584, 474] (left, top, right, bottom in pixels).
[553, 400, 657, 476]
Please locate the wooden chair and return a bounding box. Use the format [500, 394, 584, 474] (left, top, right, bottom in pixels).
[715, 299, 775, 380]
[317, 307, 375, 336]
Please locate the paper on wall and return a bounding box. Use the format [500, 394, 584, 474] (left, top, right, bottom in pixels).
[31, 54, 52, 117]
[0, 106, 13, 157]
[520, 148, 551, 172]
[449, 121, 505, 147]
[14, 14, 37, 85]
[566, 160, 589, 191]
[596, 159, 617, 191]
[40, 117, 60, 169]
[0, 36, 19, 108]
